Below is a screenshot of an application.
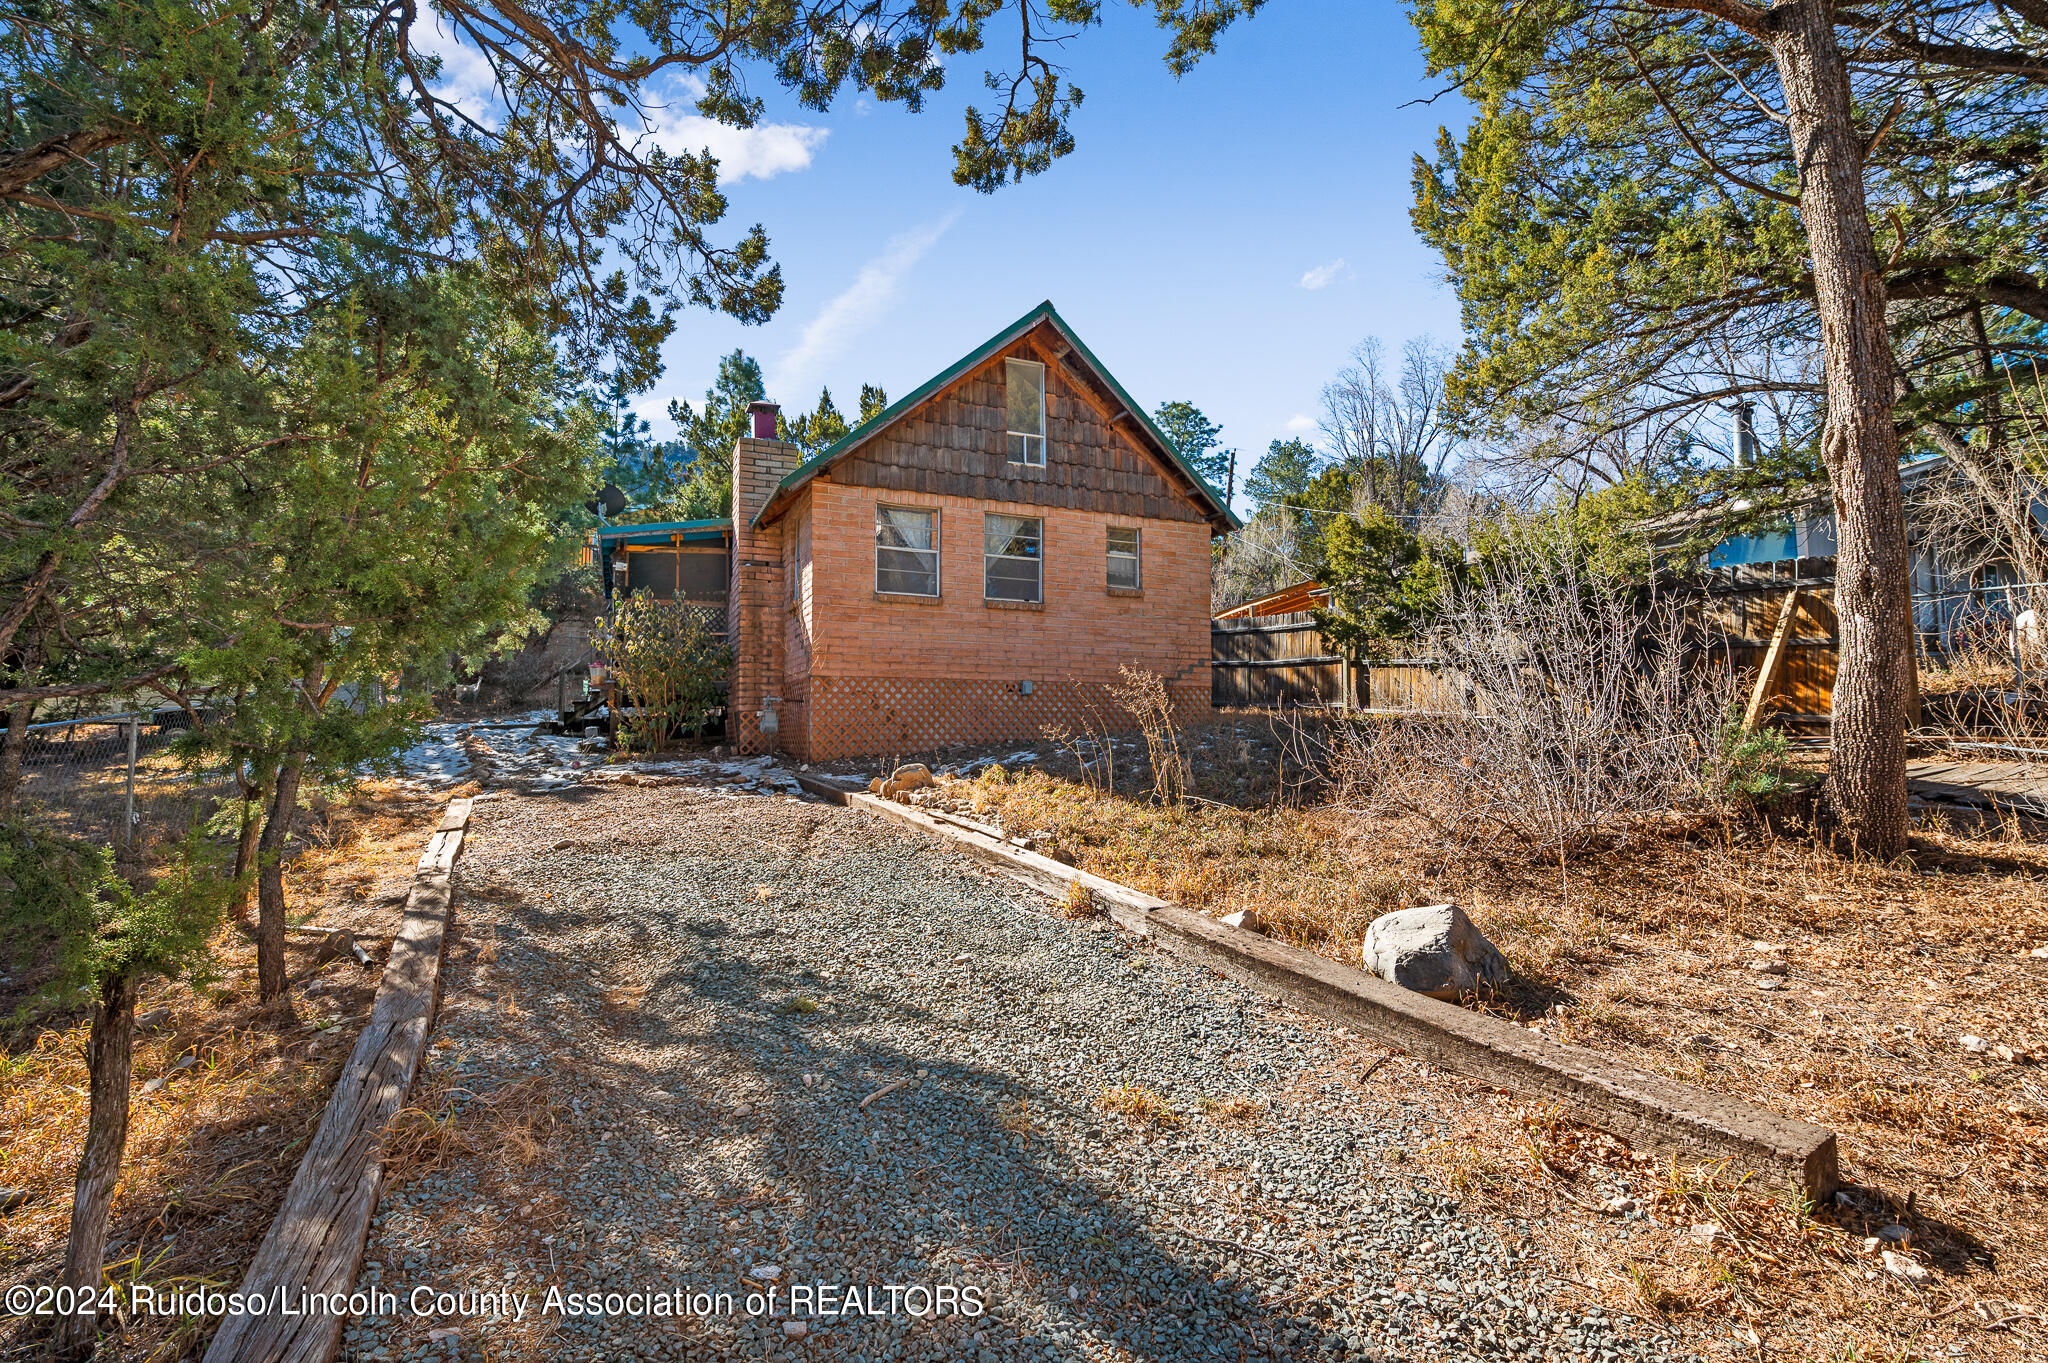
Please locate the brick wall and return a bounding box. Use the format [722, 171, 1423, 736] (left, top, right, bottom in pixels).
[728, 435, 801, 752]
[780, 480, 1214, 760]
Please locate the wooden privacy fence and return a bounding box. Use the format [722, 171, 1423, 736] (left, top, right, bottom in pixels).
[1211, 612, 1474, 713]
[1211, 612, 1346, 708]
[1213, 587, 1846, 719]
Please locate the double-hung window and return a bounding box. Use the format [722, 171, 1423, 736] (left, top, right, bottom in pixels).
[1005, 359, 1047, 467]
[1107, 526, 1141, 590]
[875, 506, 939, 597]
[984, 514, 1043, 603]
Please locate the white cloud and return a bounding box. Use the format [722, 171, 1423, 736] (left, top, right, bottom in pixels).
[1283, 413, 1317, 434]
[1299, 258, 1351, 291]
[638, 80, 828, 182]
[417, 18, 503, 128]
[771, 213, 961, 396]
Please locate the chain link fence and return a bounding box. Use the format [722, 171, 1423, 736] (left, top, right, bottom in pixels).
[13, 711, 242, 855]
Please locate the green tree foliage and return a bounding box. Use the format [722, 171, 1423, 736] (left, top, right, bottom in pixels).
[859, 384, 892, 425]
[1152, 400, 1237, 497]
[1244, 438, 1319, 511]
[1316, 507, 1457, 661]
[785, 386, 852, 457]
[0, 826, 231, 1354]
[165, 276, 598, 1001]
[668, 351, 769, 519]
[1407, 1, 2048, 473]
[600, 372, 689, 513]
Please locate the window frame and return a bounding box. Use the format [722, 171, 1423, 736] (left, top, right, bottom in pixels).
[1106, 525, 1141, 591]
[1004, 358, 1048, 468]
[874, 503, 941, 599]
[983, 512, 1044, 604]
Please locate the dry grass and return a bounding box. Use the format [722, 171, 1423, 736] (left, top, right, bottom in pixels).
[1060, 879, 1101, 921]
[960, 763, 2048, 1361]
[0, 780, 444, 1362]
[385, 1073, 561, 1185]
[1095, 1082, 1181, 1125]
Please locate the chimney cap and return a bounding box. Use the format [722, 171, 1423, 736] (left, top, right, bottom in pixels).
[747, 399, 780, 440]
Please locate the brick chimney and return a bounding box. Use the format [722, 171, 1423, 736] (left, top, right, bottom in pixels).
[728, 405, 801, 753]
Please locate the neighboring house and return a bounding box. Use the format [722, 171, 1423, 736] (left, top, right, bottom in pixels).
[1658, 454, 2045, 653]
[599, 302, 1238, 759]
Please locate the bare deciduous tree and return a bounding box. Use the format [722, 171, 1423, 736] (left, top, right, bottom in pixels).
[1318, 336, 1461, 519]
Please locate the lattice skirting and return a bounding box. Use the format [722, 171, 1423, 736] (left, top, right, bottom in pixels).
[784, 676, 1210, 762]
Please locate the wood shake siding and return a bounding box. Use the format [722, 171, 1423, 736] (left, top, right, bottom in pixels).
[827, 340, 1209, 524]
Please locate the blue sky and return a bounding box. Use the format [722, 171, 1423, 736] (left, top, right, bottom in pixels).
[449, 6, 1471, 510]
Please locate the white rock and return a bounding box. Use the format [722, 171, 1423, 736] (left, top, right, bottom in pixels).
[1882, 1249, 1931, 1285]
[781, 1320, 808, 1339]
[1360, 904, 1509, 1000]
[1755, 977, 1783, 991]
[1218, 909, 1266, 936]
[1748, 959, 1789, 975]
[749, 1264, 782, 1281]
[1689, 1222, 1727, 1245]
[1961, 1035, 1991, 1053]
[1751, 940, 1784, 953]
[2031, 945, 2048, 959]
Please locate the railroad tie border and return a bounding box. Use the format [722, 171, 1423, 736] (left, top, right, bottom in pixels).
[798, 773, 1840, 1203]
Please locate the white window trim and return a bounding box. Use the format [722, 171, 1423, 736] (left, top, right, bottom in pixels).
[1005, 358, 1047, 468]
[983, 513, 1044, 604]
[875, 504, 941, 598]
[1107, 526, 1141, 590]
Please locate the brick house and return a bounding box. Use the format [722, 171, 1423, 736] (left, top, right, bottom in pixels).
[608, 302, 1239, 759]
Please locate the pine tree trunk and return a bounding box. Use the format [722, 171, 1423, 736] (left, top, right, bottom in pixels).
[1765, 0, 1914, 859]
[230, 757, 274, 926]
[255, 752, 306, 1006]
[0, 699, 30, 823]
[54, 972, 139, 1359]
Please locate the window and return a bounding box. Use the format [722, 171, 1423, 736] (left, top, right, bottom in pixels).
[1107, 526, 1140, 590]
[1005, 359, 1046, 466]
[984, 514, 1043, 602]
[875, 506, 938, 596]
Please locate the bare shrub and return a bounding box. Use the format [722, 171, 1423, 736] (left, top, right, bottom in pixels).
[1337, 551, 1736, 855]
[1041, 692, 1119, 794]
[1108, 666, 1188, 806]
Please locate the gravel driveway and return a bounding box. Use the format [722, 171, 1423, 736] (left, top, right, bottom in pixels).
[345, 782, 1687, 1363]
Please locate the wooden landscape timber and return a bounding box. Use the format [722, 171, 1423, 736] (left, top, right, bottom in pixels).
[201, 798, 474, 1363]
[798, 774, 1842, 1201]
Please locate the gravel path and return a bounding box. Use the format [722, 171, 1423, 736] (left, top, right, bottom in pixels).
[347, 781, 1688, 1363]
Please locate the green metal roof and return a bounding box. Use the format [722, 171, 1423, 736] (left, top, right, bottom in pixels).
[593, 518, 732, 547]
[752, 301, 1241, 532]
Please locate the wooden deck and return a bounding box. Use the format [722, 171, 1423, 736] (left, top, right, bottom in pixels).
[1906, 759, 2048, 816]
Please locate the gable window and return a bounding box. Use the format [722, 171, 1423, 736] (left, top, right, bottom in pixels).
[984, 514, 1043, 603]
[1005, 359, 1047, 467]
[1106, 526, 1141, 590]
[876, 505, 938, 597]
